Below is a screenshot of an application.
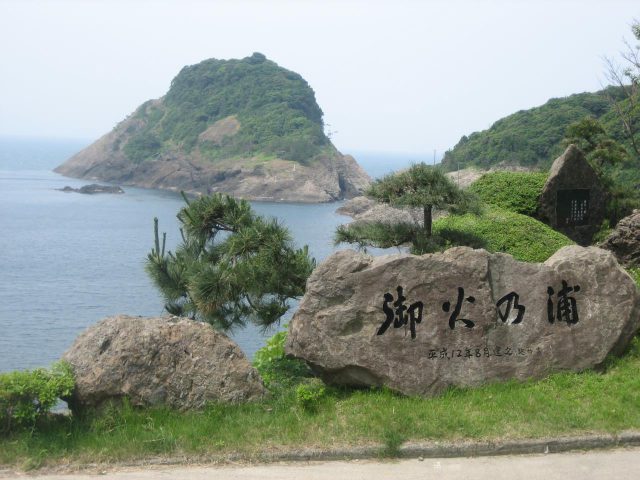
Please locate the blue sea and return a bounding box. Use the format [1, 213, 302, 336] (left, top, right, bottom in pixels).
[0, 137, 430, 372]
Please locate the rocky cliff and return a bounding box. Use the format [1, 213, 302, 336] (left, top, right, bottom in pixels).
[55, 53, 370, 202]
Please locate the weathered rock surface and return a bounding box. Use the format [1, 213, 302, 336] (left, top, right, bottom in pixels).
[337, 196, 423, 224]
[600, 210, 640, 267]
[538, 145, 606, 246]
[55, 127, 370, 203]
[62, 315, 266, 410]
[445, 165, 535, 189]
[285, 246, 640, 396]
[59, 184, 124, 194]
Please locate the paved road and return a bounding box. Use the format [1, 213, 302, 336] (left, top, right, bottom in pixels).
[4, 447, 640, 479]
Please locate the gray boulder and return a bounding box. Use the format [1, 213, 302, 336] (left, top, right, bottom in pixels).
[62, 315, 266, 411]
[337, 196, 423, 224]
[600, 210, 640, 268]
[285, 246, 640, 396]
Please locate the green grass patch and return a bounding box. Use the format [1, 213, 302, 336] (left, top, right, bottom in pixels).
[3, 334, 640, 469]
[434, 206, 573, 262]
[468, 171, 548, 216]
[626, 267, 640, 287]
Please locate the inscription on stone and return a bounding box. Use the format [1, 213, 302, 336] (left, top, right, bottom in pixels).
[377, 280, 581, 340]
[427, 345, 542, 360]
[557, 189, 590, 226]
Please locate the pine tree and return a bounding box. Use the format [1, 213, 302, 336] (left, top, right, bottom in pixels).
[146, 193, 315, 331]
[335, 163, 480, 254]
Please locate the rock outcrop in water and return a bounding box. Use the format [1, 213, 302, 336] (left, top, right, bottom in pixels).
[55, 53, 370, 203]
[59, 184, 124, 194]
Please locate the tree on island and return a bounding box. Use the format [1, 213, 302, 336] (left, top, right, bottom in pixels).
[335, 163, 481, 254]
[145, 193, 315, 331]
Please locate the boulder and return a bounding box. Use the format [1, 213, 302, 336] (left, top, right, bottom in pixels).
[537, 145, 607, 245]
[337, 196, 422, 224]
[62, 315, 266, 411]
[600, 210, 640, 268]
[285, 246, 640, 397]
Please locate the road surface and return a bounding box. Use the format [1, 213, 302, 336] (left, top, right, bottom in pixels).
[3, 447, 640, 479]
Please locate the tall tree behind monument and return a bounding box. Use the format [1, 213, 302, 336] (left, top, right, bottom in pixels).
[604, 20, 640, 161]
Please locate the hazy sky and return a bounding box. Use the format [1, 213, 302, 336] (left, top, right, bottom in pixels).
[0, 0, 638, 155]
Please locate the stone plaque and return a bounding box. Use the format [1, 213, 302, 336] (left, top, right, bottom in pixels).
[557, 189, 590, 226]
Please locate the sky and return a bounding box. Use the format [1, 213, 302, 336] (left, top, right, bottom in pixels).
[0, 0, 638, 156]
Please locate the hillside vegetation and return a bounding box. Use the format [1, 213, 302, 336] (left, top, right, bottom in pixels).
[434, 206, 573, 263]
[468, 171, 548, 216]
[123, 52, 329, 164]
[441, 87, 633, 171]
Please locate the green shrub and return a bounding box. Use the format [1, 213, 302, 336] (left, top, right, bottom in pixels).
[592, 220, 613, 244]
[434, 206, 573, 262]
[469, 171, 548, 216]
[122, 132, 162, 163]
[295, 378, 326, 412]
[0, 362, 75, 432]
[252, 329, 311, 391]
[411, 227, 488, 254]
[626, 267, 640, 288]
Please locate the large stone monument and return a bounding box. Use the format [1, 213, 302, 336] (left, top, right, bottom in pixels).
[538, 145, 606, 245]
[285, 246, 640, 397]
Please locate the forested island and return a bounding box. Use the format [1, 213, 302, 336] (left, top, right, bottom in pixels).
[55, 53, 370, 202]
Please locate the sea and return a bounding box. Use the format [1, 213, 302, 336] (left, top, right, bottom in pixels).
[0, 137, 429, 372]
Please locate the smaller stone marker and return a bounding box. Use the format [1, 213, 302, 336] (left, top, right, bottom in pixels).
[285, 246, 640, 397]
[538, 144, 606, 246]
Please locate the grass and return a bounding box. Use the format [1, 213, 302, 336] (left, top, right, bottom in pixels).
[434, 205, 574, 262]
[2, 335, 640, 469]
[468, 171, 549, 216]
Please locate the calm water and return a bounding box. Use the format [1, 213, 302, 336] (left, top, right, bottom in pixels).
[0, 137, 423, 372]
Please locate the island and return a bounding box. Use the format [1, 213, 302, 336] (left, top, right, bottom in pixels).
[54, 53, 370, 203]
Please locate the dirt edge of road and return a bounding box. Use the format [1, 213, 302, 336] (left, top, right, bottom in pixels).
[2, 430, 640, 477]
